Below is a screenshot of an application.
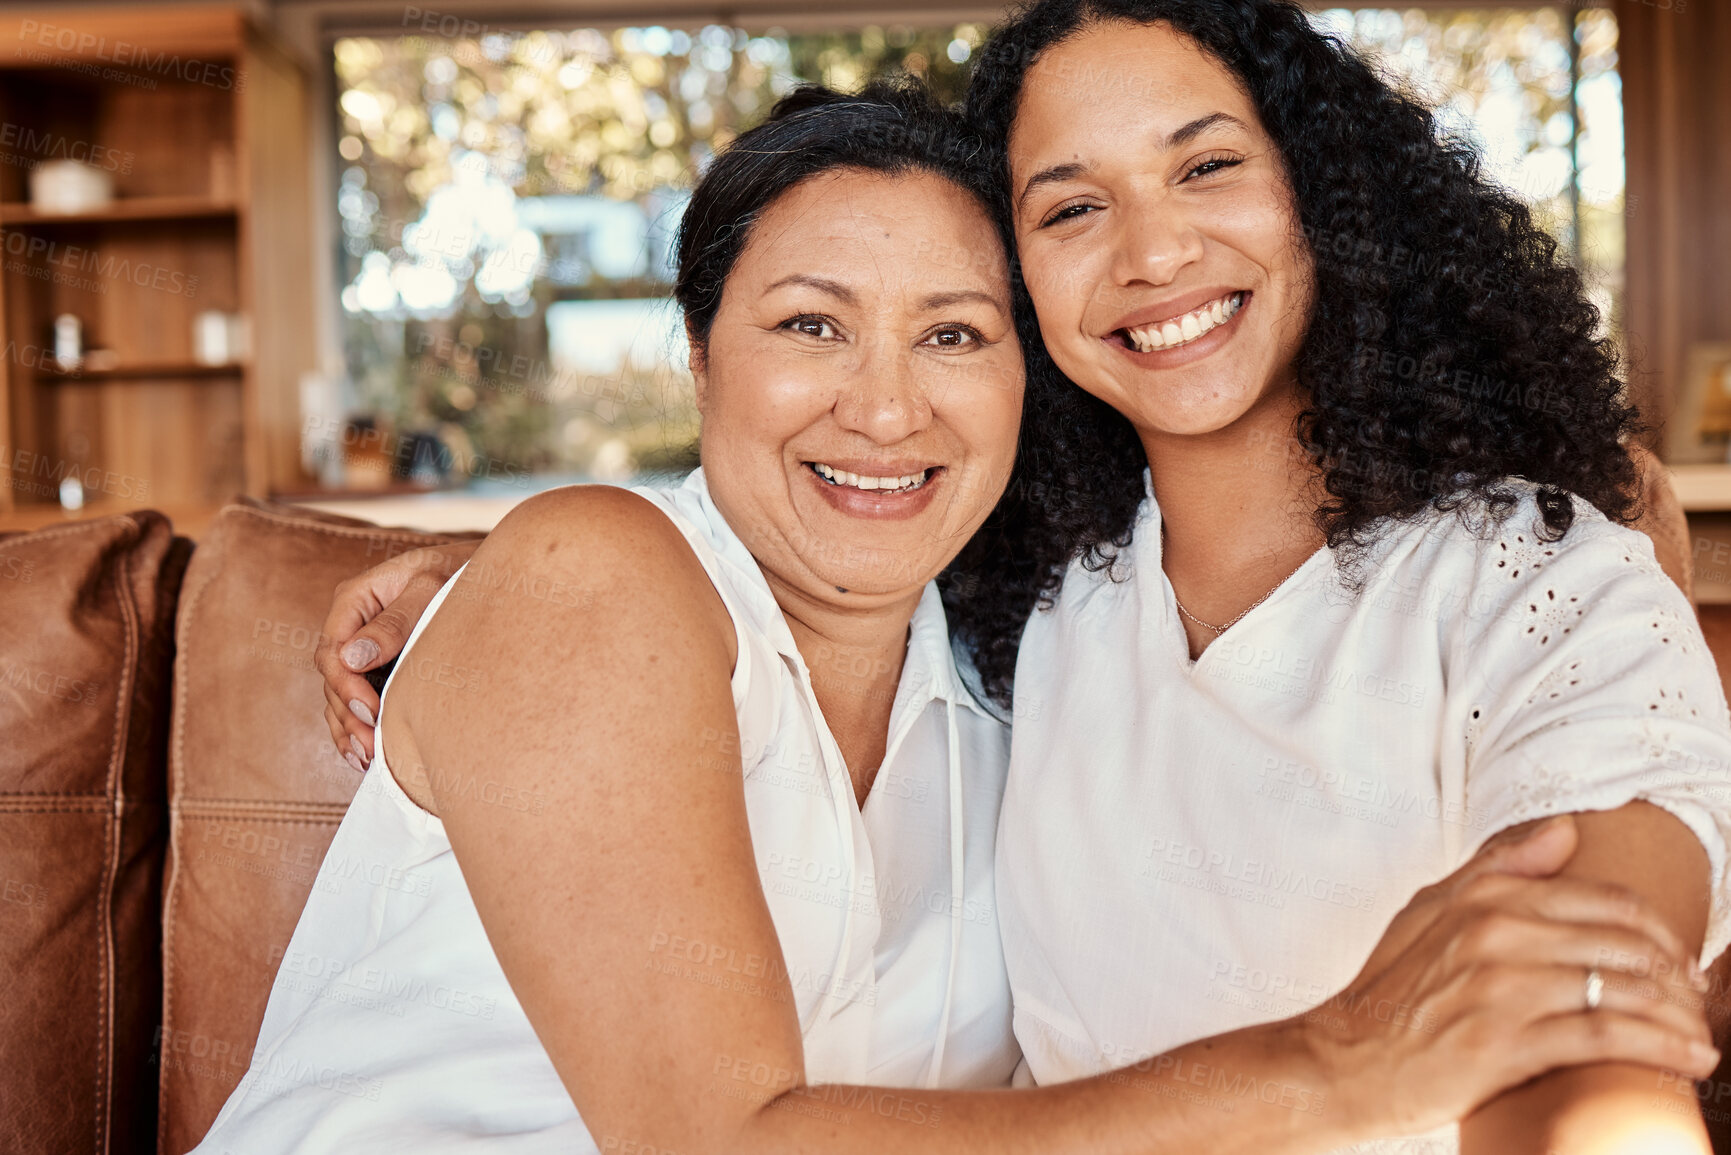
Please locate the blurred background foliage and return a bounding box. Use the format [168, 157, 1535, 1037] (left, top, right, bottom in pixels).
[1315, 8, 1624, 343]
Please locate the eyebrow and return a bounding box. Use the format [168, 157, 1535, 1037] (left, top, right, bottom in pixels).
[764, 273, 858, 304]
[1166, 111, 1250, 150]
[920, 289, 1007, 314]
[1015, 111, 1253, 214]
[1016, 162, 1089, 216]
[763, 277, 1005, 315]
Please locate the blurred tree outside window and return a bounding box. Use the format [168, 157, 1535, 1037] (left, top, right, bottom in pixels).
[1312, 7, 1625, 342]
[325, 8, 1620, 491]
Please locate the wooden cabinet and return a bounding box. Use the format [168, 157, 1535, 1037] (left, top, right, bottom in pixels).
[0, 4, 316, 522]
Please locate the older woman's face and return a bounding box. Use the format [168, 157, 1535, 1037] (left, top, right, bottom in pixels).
[1008, 21, 1313, 439]
[695, 168, 1023, 603]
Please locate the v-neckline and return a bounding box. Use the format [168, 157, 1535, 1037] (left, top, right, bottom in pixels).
[1168, 544, 1330, 670]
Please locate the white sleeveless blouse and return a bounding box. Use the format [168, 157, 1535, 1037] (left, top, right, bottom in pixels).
[195, 469, 1018, 1153]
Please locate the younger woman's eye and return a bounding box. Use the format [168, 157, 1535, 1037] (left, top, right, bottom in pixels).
[781, 315, 838, 340]
[1038, 202, 1098, 229]
[1184, 155, 1244, 181]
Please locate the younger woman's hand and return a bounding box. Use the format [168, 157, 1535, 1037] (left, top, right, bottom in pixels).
[315, 539, 481, 770]
[1309, 815, 1716, 1142]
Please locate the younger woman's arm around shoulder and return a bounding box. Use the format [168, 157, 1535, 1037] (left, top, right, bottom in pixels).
[381, 487, 1717, 1155]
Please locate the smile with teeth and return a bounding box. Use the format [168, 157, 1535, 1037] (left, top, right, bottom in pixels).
[810, 463, 934, 493]
[1121, 291, 1246, 352]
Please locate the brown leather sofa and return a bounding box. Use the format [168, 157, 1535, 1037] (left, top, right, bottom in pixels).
[3, 482, 1731, 1155]
[1, 500, 478, 1155]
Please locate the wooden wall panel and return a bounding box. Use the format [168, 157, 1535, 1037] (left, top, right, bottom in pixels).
[66, 376, 245, 504]
[99, 78, 236, 200]
[1617, 0, 1731, 443]
[238, 28, 316, 497]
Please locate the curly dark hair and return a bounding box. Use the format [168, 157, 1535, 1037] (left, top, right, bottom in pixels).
[940, 0, 1642, 708]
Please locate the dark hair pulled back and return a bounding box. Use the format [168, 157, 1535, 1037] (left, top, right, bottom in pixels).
[675, 80, 1010, 345]
[672, 80, 1042, 708]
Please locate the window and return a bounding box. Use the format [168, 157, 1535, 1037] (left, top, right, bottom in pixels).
[322, 8, 1622, 491]
[322, 23, 981, 491]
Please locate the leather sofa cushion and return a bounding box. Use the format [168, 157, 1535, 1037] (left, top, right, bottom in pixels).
[158, 498, 478, 1154]
[0, 512, 190, 1155]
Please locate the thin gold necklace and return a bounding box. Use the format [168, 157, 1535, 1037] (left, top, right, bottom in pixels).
[1163, 524, 1312, 637]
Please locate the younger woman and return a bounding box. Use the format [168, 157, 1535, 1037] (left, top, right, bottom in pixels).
[963, 3, 1731, 1150]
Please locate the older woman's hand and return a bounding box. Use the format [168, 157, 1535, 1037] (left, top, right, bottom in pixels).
[1308, 814, 1715, 1140]
[315, 539, 481, 769]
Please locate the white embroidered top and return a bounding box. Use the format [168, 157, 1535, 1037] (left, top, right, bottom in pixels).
[997, 476, 1731, 1154]
[194, 470, 1019, 1154]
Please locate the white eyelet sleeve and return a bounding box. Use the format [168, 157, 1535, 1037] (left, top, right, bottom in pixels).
[1452, 500, 1731, 965]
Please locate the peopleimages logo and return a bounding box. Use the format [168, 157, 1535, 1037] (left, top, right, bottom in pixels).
[0, 123, 133, 173]
[1, 231, 199, 298]
[1, 445, 151, 501]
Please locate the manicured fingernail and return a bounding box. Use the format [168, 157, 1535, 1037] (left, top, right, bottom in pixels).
[1691, 1041, 1720, 1068]
[1692, 962, 1711, 992]
[342, 638, 379, 670]
[344, 751, 364, 773]
[350, 735, 369, 765]
[348, 698, 376, 727]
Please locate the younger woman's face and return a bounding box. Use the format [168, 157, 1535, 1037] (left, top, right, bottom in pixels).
[695, 167, 1023, 605]
[1008, 21, 1314, 440]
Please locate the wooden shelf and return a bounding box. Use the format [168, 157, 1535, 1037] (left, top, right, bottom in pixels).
[0, 196, 238, 226]
[34, 360, 246, 382]
[0, 5, 318, 518]
[1670, 465, 1731, 513]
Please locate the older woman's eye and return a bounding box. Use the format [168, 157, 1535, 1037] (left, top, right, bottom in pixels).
[782, 315, 838, 339]
[923, 325, 982, 349]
